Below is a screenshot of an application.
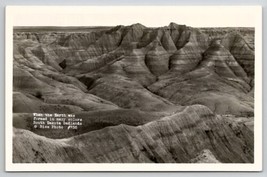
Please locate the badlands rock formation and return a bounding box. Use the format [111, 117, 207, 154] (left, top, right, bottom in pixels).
[13, 23, 255, 163]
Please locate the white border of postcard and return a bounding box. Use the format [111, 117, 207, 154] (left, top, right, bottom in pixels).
[5, 6, 262, 171]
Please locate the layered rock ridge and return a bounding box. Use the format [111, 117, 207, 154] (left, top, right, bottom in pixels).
[13, 105, 253, 163]
[13, 23, 255, 163]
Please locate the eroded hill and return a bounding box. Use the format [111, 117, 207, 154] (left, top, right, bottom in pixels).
[13, 23, 255, 163]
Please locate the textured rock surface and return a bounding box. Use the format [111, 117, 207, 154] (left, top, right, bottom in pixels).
[222, 32, 255, 78]
[13, 105, 253, 163]
[189, 149, 221, 163]
[13, 24, 255, 163]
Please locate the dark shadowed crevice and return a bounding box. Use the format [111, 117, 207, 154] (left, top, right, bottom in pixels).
[59, 59, 67, 69]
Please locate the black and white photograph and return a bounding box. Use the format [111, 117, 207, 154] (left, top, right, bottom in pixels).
[5, 6, 262, 171]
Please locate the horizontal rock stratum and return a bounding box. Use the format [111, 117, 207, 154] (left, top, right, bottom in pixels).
[13, 105, 253, 163]
[13, 23, 255, 163]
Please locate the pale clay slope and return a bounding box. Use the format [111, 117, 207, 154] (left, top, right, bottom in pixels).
[189, 149, 221, 163]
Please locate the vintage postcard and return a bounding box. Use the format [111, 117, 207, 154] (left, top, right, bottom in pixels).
[5, 6, 262, 171]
